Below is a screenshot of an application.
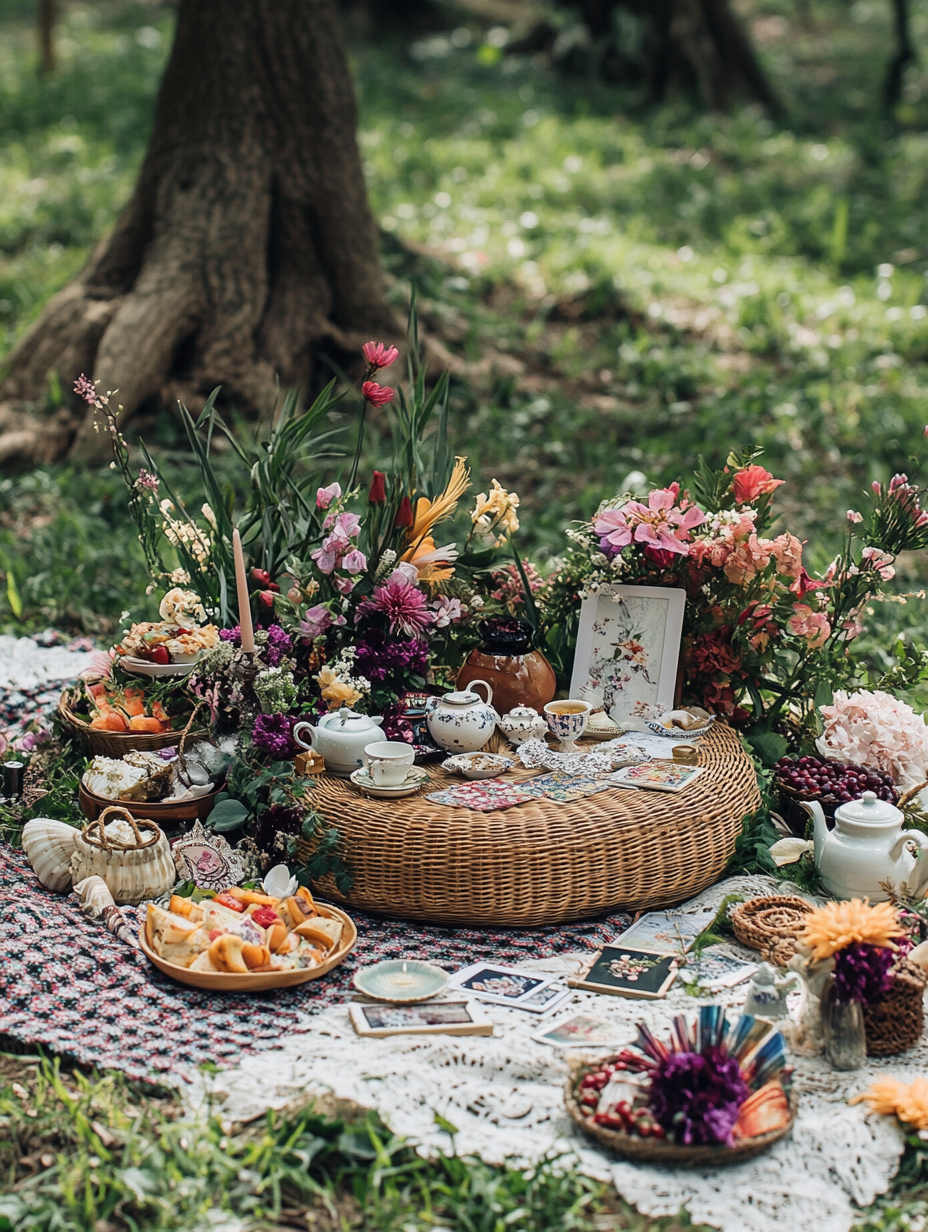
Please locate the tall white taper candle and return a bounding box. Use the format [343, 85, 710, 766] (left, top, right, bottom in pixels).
[232, 527, 256, 653]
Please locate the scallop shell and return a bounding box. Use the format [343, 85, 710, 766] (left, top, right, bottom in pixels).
[73, 875, 116, 919]
[22, 818, 78, 893]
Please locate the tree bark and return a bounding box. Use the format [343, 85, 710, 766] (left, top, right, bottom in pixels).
[0, 0, 399, 465]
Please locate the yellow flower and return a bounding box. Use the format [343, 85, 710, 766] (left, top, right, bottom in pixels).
[407, 457, 471, 544]
[851, 1077, 928, 1129]
[314, 665, 363, 711]
[471, 479, 520, 544]
[798, 898, 903, 961]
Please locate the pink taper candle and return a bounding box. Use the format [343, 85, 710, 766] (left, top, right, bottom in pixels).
[232, 527, 256, 653]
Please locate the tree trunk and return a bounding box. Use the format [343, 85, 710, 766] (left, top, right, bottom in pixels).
[38, 0, 56, 74]
[0, 0, 400, 466]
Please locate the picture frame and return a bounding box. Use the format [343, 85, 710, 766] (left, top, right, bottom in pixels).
[348, 1000, 494, 1037]
[447, 962, 548, 1005]
[569, 584, 686, 723]
[567, 945, 679, 1000]
[615, 909, 710, 956]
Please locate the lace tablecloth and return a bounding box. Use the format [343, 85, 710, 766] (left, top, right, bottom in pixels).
[191, 875, 912, 1232]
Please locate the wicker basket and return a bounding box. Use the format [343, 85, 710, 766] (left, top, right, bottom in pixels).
[300, 723, 760, 926]
[863, 958, 927, 1056]
[731, 896, 812, 960]
[58, 685, 206, 757]
[565, 1056, 797, 1165]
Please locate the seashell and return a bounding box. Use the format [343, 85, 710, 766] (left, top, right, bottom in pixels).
[22, 818, 78, 893]
[73, 875, 116, 919]
[69, 807, 176, 905]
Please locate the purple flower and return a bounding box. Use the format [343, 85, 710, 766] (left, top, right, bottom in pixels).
[833, 943, 896, 1004]
[342, 548, 367, 574]
[73, 374, 97, 404]
[648, 1046, 748, 1146]
[252, 713, 298, 759]
[354, 629, 429, 684]
[219, 626, 241, 645]
[255, 802, 303, 857]
[136, 469, 159, 494]
[300, 603, 333, 642]
[262, 624, 293, 667]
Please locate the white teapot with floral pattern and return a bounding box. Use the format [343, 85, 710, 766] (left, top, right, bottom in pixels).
[426, 682, 499, 754]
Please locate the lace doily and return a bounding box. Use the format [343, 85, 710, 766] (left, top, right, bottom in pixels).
[189, 875, 913, 1232]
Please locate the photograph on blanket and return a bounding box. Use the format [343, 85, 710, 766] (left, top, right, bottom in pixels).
[349, 1000, 493, 1037]
[448, 962, 549, 1005]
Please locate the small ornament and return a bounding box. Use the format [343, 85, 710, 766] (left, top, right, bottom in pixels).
[743, 962, 799, 1020]
[173, 818, 246, 890]
[295, 749, 325, 777]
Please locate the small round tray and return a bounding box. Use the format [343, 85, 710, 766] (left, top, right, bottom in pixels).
[137, 902, 357, 992]
[353, 959, 448, 1002]
[565, 1056, 797, 1166]
[79, 782, 218, 827]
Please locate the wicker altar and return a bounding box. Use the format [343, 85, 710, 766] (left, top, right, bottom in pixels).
[307, 723, 759, 926]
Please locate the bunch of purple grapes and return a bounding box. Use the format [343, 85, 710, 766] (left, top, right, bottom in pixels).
[776, 755, 897, 805]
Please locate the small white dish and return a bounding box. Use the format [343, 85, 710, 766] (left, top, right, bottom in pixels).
[354, 959, 448, 1003]
[119, 655, 199, 678]
[442, 752, 514, 780]
[350, 765, 430, 798]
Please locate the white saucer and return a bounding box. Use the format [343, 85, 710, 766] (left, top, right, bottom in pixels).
[350, 766, 431, 798]
[119, 655, 199, 678]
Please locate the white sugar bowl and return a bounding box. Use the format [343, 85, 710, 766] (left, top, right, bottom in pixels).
[498, 705, 547, 747]
[426, 681, 499, 753]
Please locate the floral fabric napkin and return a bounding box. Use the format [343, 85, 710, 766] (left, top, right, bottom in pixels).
[519, 772, 614, 802]
[425, 778, 537, 811]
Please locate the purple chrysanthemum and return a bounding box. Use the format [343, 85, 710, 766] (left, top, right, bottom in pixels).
[219, 625, 241, 645]
[252, 712, 297, 759]
[262, 624, 294, 667]
[833, 942, 896, 1005]
[354, 629, 429, 685]
[648, 1046, 748, 1146]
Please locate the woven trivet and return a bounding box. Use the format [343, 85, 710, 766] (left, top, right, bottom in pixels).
[731, 896, 813, 954]
[863, 959, 927, 1056]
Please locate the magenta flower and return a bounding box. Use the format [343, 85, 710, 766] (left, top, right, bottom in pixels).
[594, 487, 705, 557]
[358, 571, 437, 636]
[299, 603, 333, 641]
[362, 341, 400, 370]
[342, 548, 367, 574]
[432, 595, 464, 627]
[73, 374, 98, 404]
[334, 576, 356, 595]
[362, 381, 395, 407]
[316, 482, 342, 509]
[136, 469, 159, 494]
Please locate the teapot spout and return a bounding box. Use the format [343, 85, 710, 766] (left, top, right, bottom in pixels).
[800, 799, 828, 865]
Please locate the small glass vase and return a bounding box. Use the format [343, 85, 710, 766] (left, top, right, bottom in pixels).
[822, 977, 867, 1071]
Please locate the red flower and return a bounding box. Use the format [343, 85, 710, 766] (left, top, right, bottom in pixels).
[258, 590, 276, 608]
[362, 381, 395, 406]
[731, 464, 784, 505]
[368, 471, 387, 504]
[394, 495, 414, 528]
[790, 567, 825, 599]
[643, 546, 676, 569]
[251, 568, 271, 586]
[362, 341, 400, 371]
[690, 629, 742, 677]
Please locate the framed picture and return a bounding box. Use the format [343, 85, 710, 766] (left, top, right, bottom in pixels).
[349, 1000, 493, 1037]
[532, 1012, 625, 1048]
[616, 910, 710, 956]
[567, 945, 678, 1000]
[569, 584, 686, 723]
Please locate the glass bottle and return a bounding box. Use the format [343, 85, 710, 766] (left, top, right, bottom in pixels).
[822, 976, 867, 1071]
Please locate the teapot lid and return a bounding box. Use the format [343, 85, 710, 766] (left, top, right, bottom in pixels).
[441, 689, 483, 706]
[836, 790, 900, 824]
[506, 705, 539, 717]
[320, 706, 378, 731]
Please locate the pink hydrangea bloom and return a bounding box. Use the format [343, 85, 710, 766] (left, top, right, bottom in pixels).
[594, 486, 705, 557]
[818, 689, 928, 790]
[786, 603, 831, 649]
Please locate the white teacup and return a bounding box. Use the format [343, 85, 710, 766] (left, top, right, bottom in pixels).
[543, 700, 592, 753]
[363, 740, 415, 786]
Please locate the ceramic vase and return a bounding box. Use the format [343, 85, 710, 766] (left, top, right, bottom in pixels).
[457, 618, 556, 716]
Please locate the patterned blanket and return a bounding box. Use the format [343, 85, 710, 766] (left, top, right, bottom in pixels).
[0, 843, 631, 1084]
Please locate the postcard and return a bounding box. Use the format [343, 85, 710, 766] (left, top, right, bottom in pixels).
[681, 952, 758, 991]
[609, 762, 705, 792]
[349, 1000, 493, 1037]
[448, 962, 547, 1004]
[519, 772, 614, 802]
[532, 1012, 625, 1048]
[516, 982, 574, 1015]
[567, 945, 678, 1000]
[426, 779, 536, 811]
[615, 909, 709, 956]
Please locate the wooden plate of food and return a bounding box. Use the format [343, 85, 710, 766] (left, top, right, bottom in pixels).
[138, 888, 357, 992]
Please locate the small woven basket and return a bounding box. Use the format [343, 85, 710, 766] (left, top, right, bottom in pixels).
[863, 958, 927, 1056]
[59, 685, 206, 757]
[565, 1057, 797, 1166]
[731, 896, 813, 961]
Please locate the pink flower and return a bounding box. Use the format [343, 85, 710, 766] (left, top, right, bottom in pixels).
[358, 573, 436, 636]
[258, 590, 276, 608]
[73, 374, 97, 404]
[787, 603, 831, 649]
[136, 469, 159, 494]
[333, 511, 361, 539]
[300, 603, 333, 641]
[593, 487, 705, 557]
[770, 532, 803, 579]
[342, 549, 367, 574]
[890, 473, 909, 492]
[872, 481, 882, 495]
[316, 482, 342, 509]
[861, 546, 895, 581]
[310, 544, 337, 574]
[362, 381, 395, 407]
[334, 576, 356, 595]
[287, 586, 302, 603]
[432, 595, 464, 627]
[847, 510, 863, 524]
[362, 341, 400, 370]
[731, 465, 784, 505]
[723, 535, 773, 585]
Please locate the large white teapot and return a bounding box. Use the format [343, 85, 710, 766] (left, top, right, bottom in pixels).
[803, 790, 928, 901]
[293, 707, 383, 778]
[426, 681, 499, 754]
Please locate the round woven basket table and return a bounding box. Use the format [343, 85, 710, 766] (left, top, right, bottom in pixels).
[306, 723, 759, 926]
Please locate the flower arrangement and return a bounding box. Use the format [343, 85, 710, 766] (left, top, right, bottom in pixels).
[817, 690, 928, 792]
[797, 899, 905, 1005]
[540, 444, 928, 748]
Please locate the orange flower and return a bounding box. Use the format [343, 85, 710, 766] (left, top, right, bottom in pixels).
[732, 465, 784, 505]
[799, 898, 903, 961]
[851, 1077, 928, 1130]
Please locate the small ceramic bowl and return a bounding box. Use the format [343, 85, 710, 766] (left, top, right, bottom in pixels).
[353, 960, 449, 1003]
[442, 752, 514, 780]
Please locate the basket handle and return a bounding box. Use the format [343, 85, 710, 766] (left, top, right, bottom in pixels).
[176, 700, 212, 778]
[83, 805, 161, 851]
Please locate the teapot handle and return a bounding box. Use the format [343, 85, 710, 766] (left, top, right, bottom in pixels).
[891, 829, 928, 861]
[468, 679, 494, 707]
[292, 720, 316, 753]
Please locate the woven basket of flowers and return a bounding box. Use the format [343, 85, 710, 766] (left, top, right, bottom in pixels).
[564, 1007, 796, 1166]
[862, 958, 927, 1056]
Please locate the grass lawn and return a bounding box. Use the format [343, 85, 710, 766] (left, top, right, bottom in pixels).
[4, 0, 928, 1228]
